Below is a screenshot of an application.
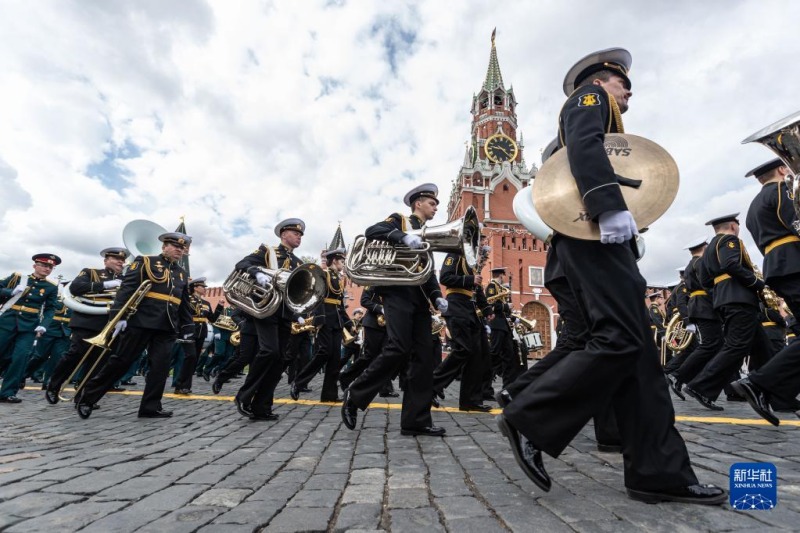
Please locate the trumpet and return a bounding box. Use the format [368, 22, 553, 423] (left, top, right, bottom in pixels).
[511, 313, 537, 335]
[60, 280, 152, 402]
[486, 283, 511, 304]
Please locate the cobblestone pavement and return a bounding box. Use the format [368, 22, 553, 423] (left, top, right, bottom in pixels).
[1, 372, 799, 532]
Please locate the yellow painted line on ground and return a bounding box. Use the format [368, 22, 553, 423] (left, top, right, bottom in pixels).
[24, 387, 800, 426]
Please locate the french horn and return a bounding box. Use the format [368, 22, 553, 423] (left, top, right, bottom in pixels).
[346, 206, 480, 287]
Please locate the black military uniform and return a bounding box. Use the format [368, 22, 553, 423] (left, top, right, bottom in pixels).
[668, 243, 723, 391]
[235, 219, 307, 420]
[339, 287, 395, 396]
[433, 252, 491, 410]
[76, 234, 194, 418]
[342, 184, 446, 435]
[292, 248, 353, 402]
[685, 215, 767, 407]
[212, 307, 257, 394]
[173, 277, 212, 393]
[46, 248, 127, 402]
[501, 49, 708, 501]
[663, 274, 698, 375]
[0, 254, 61, 402]
[485, 268, 524, 387]
[648, 292, 667, 347]
[731, 159, 800, 418]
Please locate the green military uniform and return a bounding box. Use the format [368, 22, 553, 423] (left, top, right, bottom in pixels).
[0, 258, 60, 400]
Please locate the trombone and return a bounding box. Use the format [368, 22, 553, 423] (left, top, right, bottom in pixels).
[58, 281, 152, 402]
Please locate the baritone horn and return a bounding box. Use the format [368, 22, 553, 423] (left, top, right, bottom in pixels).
[743, 110, 800, 232]
[346, 206, 480, 287]
[58, 280, 152, 402]
[224, 246, 327, 319]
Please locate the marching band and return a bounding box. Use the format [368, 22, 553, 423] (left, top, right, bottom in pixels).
[3, 45, 800, 510]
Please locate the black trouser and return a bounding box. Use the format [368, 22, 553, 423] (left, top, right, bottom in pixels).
[78, 326, 176, 414]
[480, 327, 494, 400]
[339, 326, 392, 393]
[348, 291, 434, 430]
[174, 340, 202, 390]
[504, 236, 697, 491]
[672, 318, 723, 384]
[294, 325, 343, 401]
[490, 327, 524, 388]
[47, 328, 104, 393]
[286, 333, 312, 384]
[687, 304, 759, 400]
[763, 326, 787, 358]
[746, 274, 800, 403]
[506, 276, 620, 446]
[663, 335, 697, 375]
[434, 314, 484, 407]
[217, 332, 258, 383]
[236, 316, 291, 416]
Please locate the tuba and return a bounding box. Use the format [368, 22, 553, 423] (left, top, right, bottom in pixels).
[346, 206, 480, 287]
[224, 246, 327, 319]
[62, 284, 115, 315]
[664, 313, 694, 353]
[742, 110, 800, 232]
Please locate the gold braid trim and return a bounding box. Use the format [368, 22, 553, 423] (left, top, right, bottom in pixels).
[606, 90, 624, 133]
[326, 270, 343, 296]
[142, 257, 170, 283]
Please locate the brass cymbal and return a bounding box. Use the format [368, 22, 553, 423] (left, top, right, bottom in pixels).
[532, 134, 679, 240]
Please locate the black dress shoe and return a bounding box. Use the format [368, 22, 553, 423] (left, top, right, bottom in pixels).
[45, 389, 59, 404]
[725, 394, 747, 402]
[459, 404, 492, 412]
[435, 389, 445, 400]
[251, 412, 279, 421]
[400, 426, 446, 437]
[138, 409, 173, 418]
[482, 393, 496, 402]
[431, 397, 440, 408]
[212, 380, 223, 395]
[235, 396, 253, 418]
[665, 374, 685, 401]
[684, 386, 724, 411]
[495, 389, 512, 408]
[322, 397, 342, 403]
[201, 370, 211, 382]
[173, 388, 191, 395]
[379, 391, 400, 398]
[290, 382, 300, 401]
[596, 442, 623, 453]
[0, 396, 22, 404]
[496, 414, 551, 492]
[627, 484, 727, 505]
[76, 402, 93, 419]
[730, 378, 779, 426]
[121, 380, 137, 386]
[341, 389, 358, 430]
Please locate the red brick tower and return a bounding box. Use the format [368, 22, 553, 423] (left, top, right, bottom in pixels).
[446, 31, 556, 355]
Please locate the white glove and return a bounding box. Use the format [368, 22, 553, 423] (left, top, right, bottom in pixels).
[34, 326, 46, 335]
[598, 210, 638, 244]
[297, 316, 305, 325]
[514, 318, 521, 324]
[435, 297, 448, 313]
[11, 286, 24, 296]
[685, 323, 698, 334]
[485, 325, 491, 334]
[103, 279, 122, 290]
[401, 234, 424, 249]
[113, 320, 127, 337]
[214, 333, 221, 340]
[255, 272, 272, 287]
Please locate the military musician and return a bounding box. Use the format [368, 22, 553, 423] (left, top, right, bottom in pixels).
[74, 233, 194, 418]
[341, 183, 448, 437]
[0, 254, 61, 403]
[45, 247, 127, 404]
[173, 277, 212, 394]
[486, 267, 523, 388]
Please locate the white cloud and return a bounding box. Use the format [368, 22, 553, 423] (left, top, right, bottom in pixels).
[0, 0, 797, 287]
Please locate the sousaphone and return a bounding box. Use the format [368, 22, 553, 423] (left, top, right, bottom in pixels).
[532, 134, 679, 240]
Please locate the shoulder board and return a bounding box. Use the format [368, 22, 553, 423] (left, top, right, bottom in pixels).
[45, 278, 58, 286]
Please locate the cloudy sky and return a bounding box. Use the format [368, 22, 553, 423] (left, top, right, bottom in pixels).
[0, 0, 796, 286]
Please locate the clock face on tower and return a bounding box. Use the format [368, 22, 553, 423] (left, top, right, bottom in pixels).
[485, 133, 519, 164]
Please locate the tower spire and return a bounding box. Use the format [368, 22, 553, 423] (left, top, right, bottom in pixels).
[483, 28, 505, 91]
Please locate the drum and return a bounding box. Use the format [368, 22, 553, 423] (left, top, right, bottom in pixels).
[522, 332, 543, 351]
